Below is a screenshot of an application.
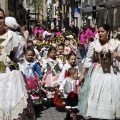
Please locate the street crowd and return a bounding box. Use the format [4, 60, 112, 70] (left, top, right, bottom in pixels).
[1, 8, 120, 120]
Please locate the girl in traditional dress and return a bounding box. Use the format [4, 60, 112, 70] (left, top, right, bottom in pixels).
[64, 38, 72, 55]
[19, 48, 43, 105]
[27, 40, 43, 64]
[57, 43, 67, 64]
[42, 47, 63, 102]
[41, 46, 63, 99]
[78, 24, 120, 119]
[58, 54, 80, 85]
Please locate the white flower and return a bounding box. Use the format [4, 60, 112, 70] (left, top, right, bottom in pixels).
[66, 35, 74, 39]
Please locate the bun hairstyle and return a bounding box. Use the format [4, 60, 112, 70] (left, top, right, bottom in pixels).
[99, 24, 110, 39]
[99, 24, 110, 32]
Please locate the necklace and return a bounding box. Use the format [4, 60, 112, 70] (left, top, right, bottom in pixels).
[102, 49, 108, 60]
[102, 43, 110, 63]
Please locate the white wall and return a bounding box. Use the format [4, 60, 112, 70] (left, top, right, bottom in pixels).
[0, 0, 5, 12]
[0, 0, 8, 15]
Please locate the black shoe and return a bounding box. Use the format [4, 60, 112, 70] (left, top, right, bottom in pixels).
[64, 116, 70, 120]
[64, 118, 70, 120]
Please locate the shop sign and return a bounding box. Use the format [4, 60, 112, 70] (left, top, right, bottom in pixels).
[74, 8, 80, 17]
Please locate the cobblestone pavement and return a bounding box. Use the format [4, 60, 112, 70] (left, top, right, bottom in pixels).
[37, 107, 66, 120]
[37, 106, 83, 120]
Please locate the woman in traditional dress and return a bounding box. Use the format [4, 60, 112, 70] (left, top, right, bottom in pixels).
[5, 16, 26, 61]
[78, 24, 120, 119]
[0, 9, 34, 120]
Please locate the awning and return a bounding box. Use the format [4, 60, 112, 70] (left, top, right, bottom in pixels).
[98, 0, 120, 8]
[82, 6, 105, 13]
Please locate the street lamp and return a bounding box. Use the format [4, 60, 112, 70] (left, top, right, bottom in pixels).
[56, 6, 62, 26]
[26, 9, 30, 32]
[46, 3, 52, 26]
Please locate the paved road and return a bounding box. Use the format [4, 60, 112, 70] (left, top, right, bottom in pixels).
[37, 107, 66, 120]
[37, 106, 84, 120]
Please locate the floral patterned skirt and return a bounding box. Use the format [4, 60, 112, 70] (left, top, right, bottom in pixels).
[26, 75, 42, 105]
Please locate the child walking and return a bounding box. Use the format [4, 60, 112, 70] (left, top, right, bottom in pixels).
[59, 68, 79, 120]
[42, 46, 63, 87]
[18, 48, 43, 105]
[41, 46, 63, 98]
[58, 53, 80, 84]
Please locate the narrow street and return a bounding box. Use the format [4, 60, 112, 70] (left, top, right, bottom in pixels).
[37, 49, 83, 120]
[1, 0, 120, 119]
[37, 106, 83, 120]
[37, 107, 66, 120]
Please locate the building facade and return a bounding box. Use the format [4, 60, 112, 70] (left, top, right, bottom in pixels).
[96, 0, 120, 29]
[60, 0, 82, 29]
[45, 0, 62, 28]
[7, 0, 27, 25]
[23, 0, 46, 25]
[0, 0, 9, 15]
[81, 0, 120, 29]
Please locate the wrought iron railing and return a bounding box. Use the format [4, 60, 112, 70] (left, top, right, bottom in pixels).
[95, 0, 105, 5]
[82, 0, 90, 8]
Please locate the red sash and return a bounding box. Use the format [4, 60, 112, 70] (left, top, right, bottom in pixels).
[65, 71, 68, 78]
[53, 92, 64, 107]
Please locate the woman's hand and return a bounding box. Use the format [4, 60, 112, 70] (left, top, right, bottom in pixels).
[53, 83, 59, 87]
[112, 52, 120, 62]
[79, 74, 85, 85]
[112, 52, 118, 58]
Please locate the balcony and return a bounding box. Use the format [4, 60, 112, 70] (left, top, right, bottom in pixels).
[82, 6, 105, 13]
[95, 0, 120, 8]
[95, 0, 104, 5]
[82, 0, 90, 8]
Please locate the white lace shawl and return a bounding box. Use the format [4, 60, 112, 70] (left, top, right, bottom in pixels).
[18, 60, 37, 78]
[0, 31, 20, 65]
[84, 39, 120, 68]
[0, 70, 28, 120]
